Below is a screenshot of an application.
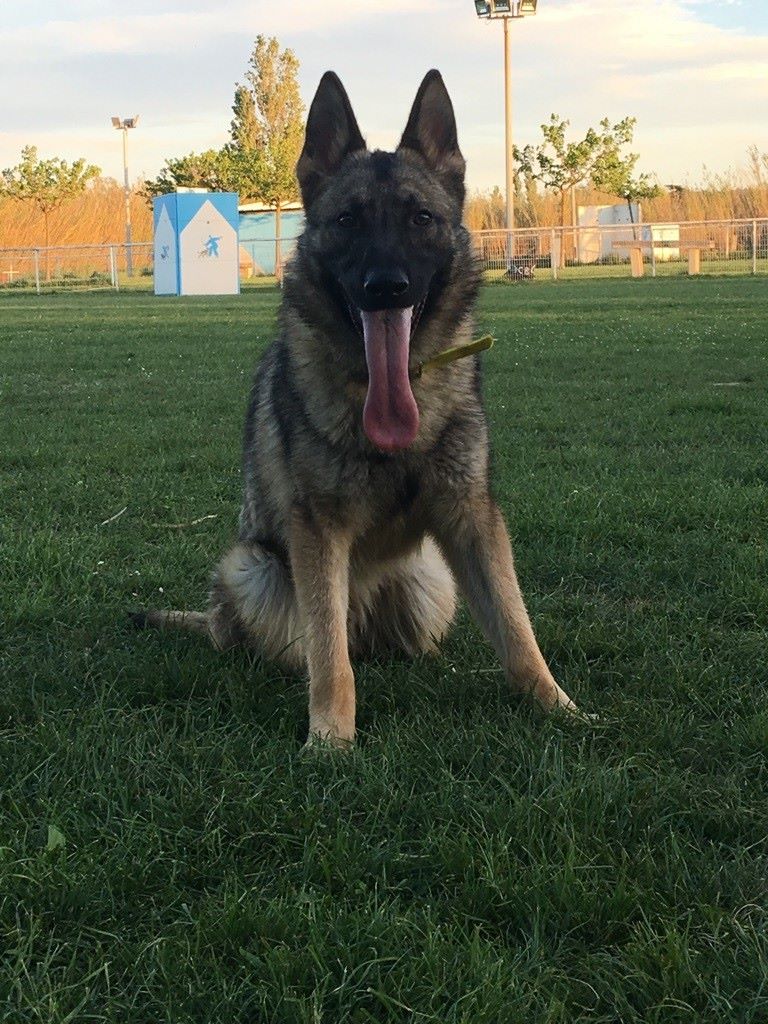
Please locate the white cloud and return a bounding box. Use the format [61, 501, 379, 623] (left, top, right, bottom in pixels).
[443, 0, 768, 186]
[0, 0, 765, 191]
[0, 2, 443, 58]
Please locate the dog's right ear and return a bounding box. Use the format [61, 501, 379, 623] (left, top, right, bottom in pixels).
[296, 72, 366, 210]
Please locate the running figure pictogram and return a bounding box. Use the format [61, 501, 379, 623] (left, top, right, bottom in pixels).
[200, 235, 222, 258]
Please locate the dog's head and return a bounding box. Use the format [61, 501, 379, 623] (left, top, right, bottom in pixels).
[295, 70, 468, 454]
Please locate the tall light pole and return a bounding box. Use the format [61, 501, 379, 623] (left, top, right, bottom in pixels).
[473, 1, 538, 265]
[111, 116, 140, 276]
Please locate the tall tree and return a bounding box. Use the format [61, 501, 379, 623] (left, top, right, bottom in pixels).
[230, 35, 305, 277]
[230, 85, 260, 152]
[145, 36, 305, 280]
[1, 146, 100, 278]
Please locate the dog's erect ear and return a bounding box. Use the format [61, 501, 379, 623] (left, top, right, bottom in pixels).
[297, 72, 366, 210]
[398, 70, 465, 207]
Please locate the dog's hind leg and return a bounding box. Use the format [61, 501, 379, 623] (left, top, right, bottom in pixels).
[211, 541, 305, 669]
[131, 540, 304, 662]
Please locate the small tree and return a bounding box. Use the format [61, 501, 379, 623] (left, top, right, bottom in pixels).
[143, 146, 266, 205]
[515, 115, 652, 264]
[145, 149, 243, 197]
[514, 116, 602, 230]
[591, 117, 661, 232]
[231, 36, 305, 277]
[1, 146, 100, 278]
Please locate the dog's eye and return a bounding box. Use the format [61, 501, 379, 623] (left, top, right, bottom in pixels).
[413, 210, 432, 226]
[337, 212, 355, 228]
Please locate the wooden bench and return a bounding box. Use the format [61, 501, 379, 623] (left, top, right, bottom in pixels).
[612, 239, 716, 277]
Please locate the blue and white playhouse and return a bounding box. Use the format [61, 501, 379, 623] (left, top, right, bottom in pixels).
[153, 191, 240, 296]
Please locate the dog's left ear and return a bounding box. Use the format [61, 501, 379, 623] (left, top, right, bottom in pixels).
[398, 70, 466, 208]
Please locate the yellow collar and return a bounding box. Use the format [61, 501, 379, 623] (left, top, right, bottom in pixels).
[412, 334, 494, 378]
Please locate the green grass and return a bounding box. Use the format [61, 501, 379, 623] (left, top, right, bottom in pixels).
[1, 278, 767, 1022]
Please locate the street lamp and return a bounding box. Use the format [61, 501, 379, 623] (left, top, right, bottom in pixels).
[473, 1, 538, 265]
[111, 115, 140, 276]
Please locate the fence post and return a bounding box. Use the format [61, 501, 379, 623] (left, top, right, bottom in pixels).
[33, 249, 41, 295]
[550, 229, 557, 281]
[650, 225, 657, 278]
[753, 220, 758, 275]
[110, 246, 119, 291]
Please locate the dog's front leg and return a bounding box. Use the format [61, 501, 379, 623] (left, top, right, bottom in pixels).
[434, 495, 578, 714]
[289, 508, 355, 746]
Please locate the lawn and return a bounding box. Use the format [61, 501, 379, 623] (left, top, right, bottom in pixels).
[1, 277, 766, 1022]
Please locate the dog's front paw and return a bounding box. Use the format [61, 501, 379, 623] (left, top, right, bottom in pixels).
[557, 702, 599, 725]
[303, 731, 355, 753]
[304, 714, 356, 751]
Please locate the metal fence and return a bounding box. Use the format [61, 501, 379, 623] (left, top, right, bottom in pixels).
[0, 243, 153, 292]
[474, 217, 768, 280]
[1, 219, 766, 293]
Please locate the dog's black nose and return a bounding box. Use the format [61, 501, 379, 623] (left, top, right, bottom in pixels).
[363, 268, 409, 302]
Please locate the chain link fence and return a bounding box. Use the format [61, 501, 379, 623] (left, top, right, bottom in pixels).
[475, 218, 768, 281]
[1, 219, 765, 293]
[0, 243, 153, 292]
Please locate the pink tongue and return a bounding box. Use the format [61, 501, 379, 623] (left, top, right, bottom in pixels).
[361, 307, 419, 452]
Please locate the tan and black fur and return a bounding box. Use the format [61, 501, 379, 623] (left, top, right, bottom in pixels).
[135, 70, 579, 745]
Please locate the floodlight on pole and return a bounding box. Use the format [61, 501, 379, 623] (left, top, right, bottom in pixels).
[111, 115, 139, 276]
[474, 0, 537, 19]
[473, 0, 538, 265]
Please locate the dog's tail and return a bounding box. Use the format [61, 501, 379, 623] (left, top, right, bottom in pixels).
[129, 608, 210, 637]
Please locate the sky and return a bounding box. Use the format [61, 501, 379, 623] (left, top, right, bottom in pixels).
[1, 0, 767, 194]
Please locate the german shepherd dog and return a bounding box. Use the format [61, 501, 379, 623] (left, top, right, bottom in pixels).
[135, 70, 579, 745]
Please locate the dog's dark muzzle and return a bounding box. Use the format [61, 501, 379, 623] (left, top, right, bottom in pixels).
[363, 267, 409, 305]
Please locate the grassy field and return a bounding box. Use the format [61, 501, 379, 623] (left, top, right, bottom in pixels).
[1, 278, 767, 1022]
